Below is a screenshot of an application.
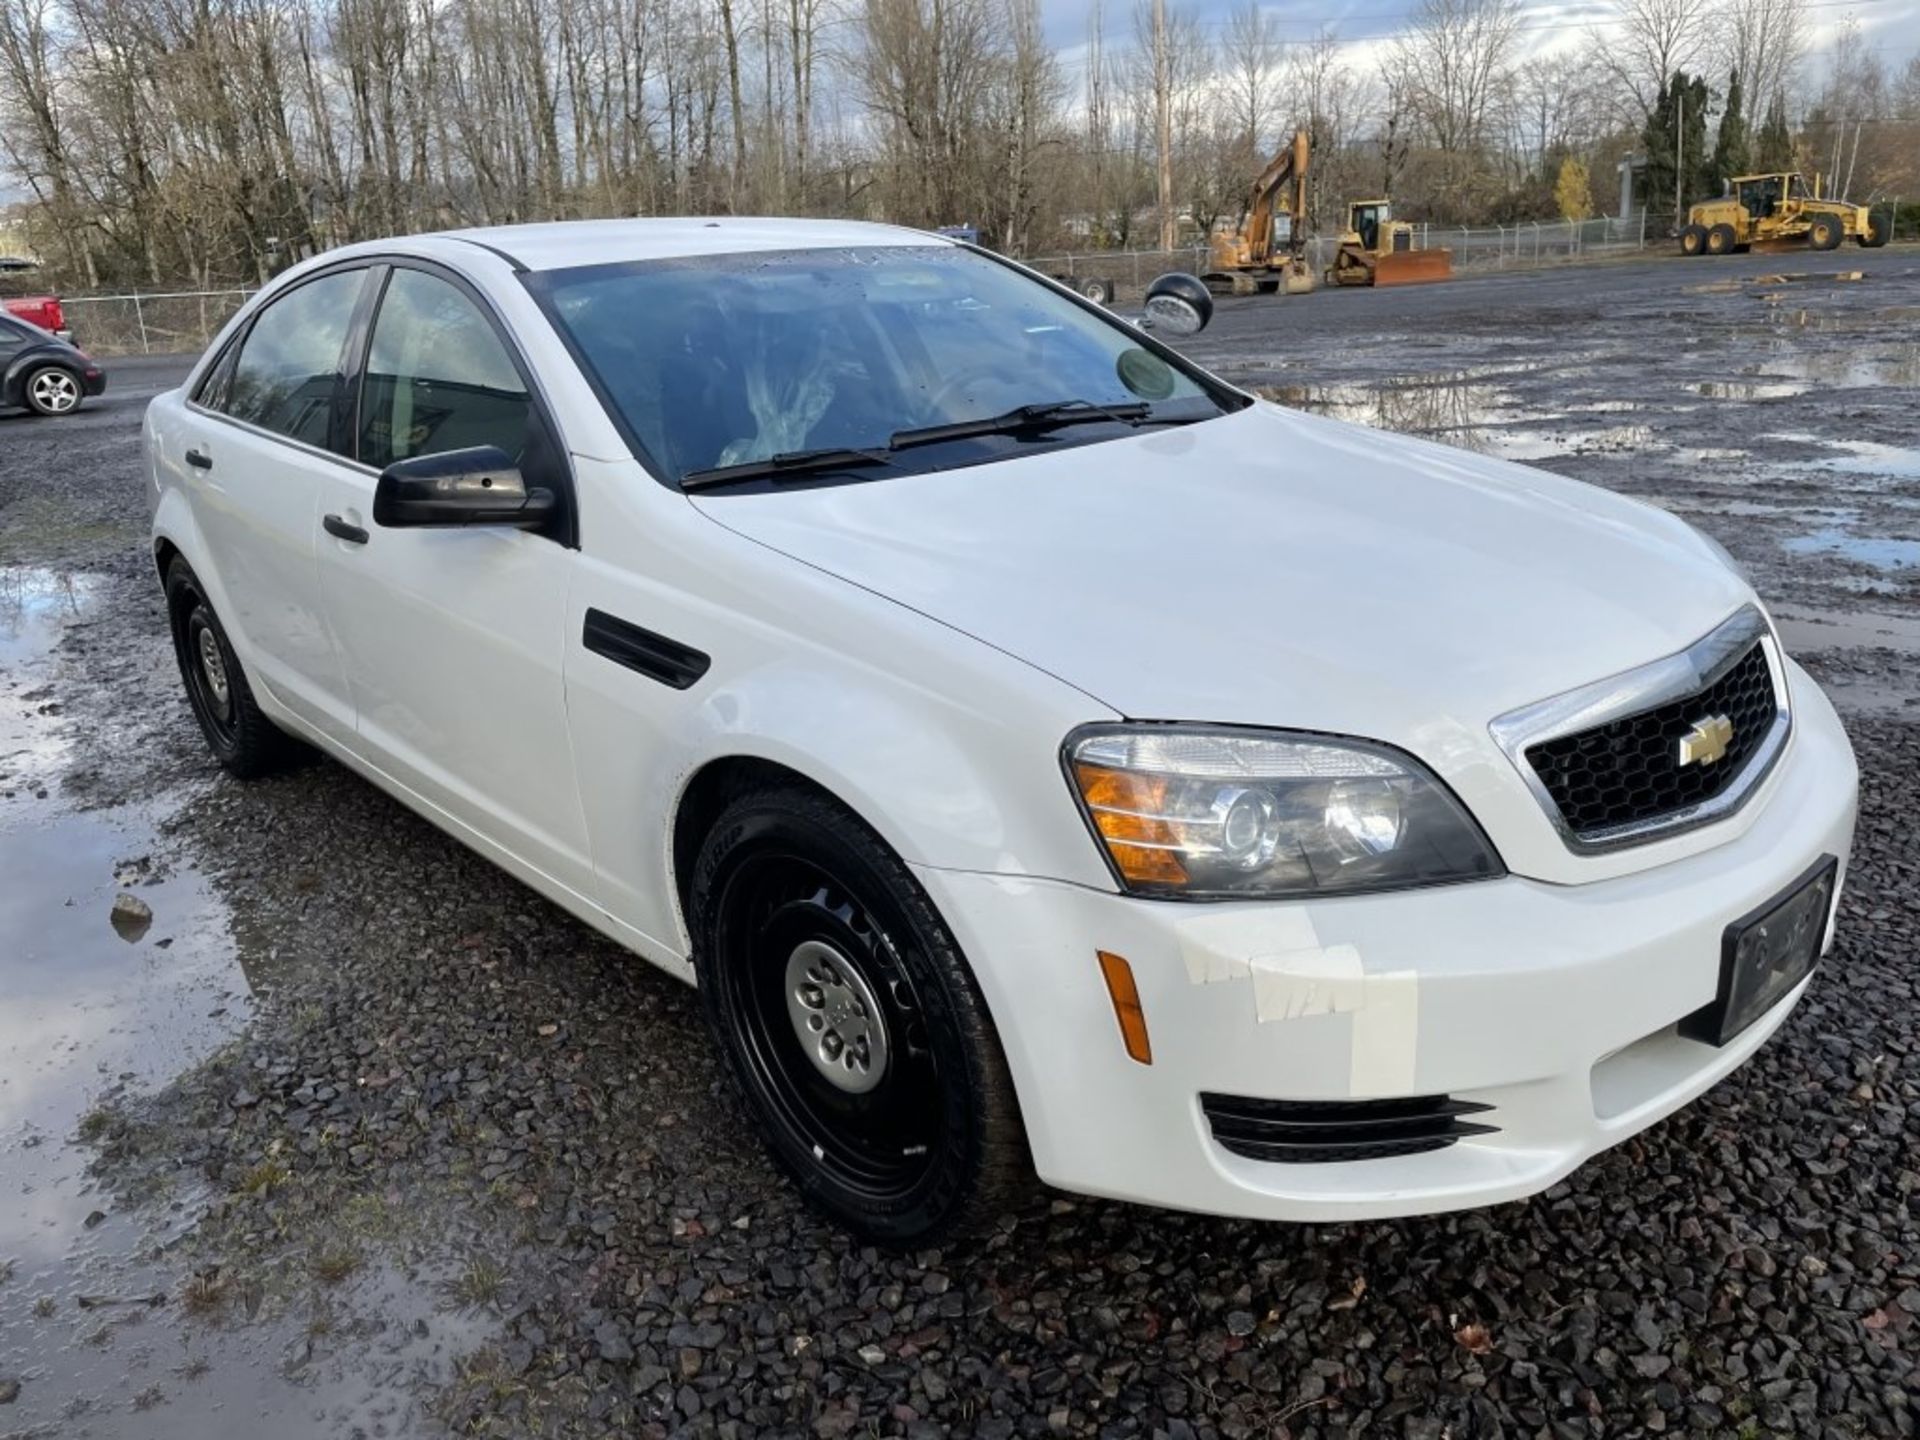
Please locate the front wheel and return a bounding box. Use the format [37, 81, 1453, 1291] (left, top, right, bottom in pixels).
[164, 558, 305, 778]
[1862, 212, 1892, 248]
[23, 365, 83, 416]
[690, 785, 1029, 1244]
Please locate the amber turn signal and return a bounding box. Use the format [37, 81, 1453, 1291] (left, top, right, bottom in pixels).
[1096, 950, 1153, 1065]
[1073, 762, 1190, 887]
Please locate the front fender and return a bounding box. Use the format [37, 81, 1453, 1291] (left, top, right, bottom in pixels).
[561, 463, 1123, 957]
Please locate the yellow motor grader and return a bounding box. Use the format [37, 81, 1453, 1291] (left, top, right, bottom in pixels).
[1678, 172, 1892, 256]
[1326, 200, 1453, 286]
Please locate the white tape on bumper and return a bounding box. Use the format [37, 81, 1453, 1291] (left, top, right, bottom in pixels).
[1178, 908, 1421, 1096]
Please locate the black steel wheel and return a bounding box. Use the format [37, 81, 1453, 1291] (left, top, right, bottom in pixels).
[691, 785, 1028, 1243]
[164, 557, 304, 778]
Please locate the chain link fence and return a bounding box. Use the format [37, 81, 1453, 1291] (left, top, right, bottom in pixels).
[51, 208, 1914, 355]
[1024, 217, 1656, 295]
[61, 289, 253, 357]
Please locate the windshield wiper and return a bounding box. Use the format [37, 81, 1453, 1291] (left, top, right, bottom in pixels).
[887, 399, 1152, 451]
[680, 446, 899, 491]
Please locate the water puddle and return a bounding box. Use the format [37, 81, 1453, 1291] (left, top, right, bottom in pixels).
[1690, 379, 1809, 400]
[1808, 440, 1920, 483]
[0, 564, 491, 1435]
[1776, 608, 1920, 655]
[1782, 529, 1920, 570]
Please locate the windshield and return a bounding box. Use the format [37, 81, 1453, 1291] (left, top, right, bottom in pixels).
[528, 245, 1230, 487]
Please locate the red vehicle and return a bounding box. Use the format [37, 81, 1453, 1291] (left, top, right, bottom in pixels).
[1, 293, 70, 342]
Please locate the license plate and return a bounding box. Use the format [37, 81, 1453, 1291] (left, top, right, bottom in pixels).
[1681, 857, 1838, 1047]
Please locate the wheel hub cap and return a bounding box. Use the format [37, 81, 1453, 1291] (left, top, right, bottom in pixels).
[784, 939, 889, 1094]
[196, 628, 231, 713]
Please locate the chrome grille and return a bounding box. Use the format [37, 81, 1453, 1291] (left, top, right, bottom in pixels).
[1490, 607, 1791, 853]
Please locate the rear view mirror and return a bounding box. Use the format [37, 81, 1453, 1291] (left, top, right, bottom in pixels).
[372, 446, 555, 529]
[1139, 273, 1214, 336]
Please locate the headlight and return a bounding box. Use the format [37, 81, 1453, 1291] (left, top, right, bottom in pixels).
[1064, 724, 1503, 899]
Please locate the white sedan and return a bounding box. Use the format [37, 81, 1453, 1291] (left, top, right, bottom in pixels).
[145, 219, 1857, 1242]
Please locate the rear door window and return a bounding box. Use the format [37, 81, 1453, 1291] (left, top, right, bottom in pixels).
[224, 269, 367, 449]
[356, 268, 532, 470]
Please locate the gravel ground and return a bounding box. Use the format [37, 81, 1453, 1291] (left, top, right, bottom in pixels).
[1, 253, 1917, 1439]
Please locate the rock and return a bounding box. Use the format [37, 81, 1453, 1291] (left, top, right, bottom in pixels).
[0, 1379, 19, 1404]
[593, 1322, 632, 1363]
[109, 892, 152, 942]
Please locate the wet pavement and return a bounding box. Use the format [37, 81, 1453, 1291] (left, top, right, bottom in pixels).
[0, 251, 1916, 1438]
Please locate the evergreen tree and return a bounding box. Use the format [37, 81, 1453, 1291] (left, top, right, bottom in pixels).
[1755, 93, 1794, 171]
[1642, 71, 1713, 224]
[1712, 70, 1751, 188]
[1641, 76, 1674, 220]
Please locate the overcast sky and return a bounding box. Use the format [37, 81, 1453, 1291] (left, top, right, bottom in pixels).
[1039, 0, 1920, 88]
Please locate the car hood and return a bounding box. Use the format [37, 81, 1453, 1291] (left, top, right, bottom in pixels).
[692, 402, 1752, 748]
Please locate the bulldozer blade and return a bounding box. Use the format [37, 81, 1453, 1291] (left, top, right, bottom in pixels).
[1370, 249, 1453, 286]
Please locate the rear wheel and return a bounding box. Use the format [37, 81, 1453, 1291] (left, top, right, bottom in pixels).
[690, 785, 1029, 1244]
[1808, 214, 1843, 251]
[1679, 225, 1708, 257]
[22, 365, 82, 416]
[1706, 223, 1737, 256]
[1078, 277, 1116, 306]
[164, 558, 304, 778]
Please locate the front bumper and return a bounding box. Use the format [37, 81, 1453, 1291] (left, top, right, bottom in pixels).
[922, 659, 1857, 1222]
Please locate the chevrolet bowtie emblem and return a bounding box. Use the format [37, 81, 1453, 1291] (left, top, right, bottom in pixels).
[1677, 714, 1735, 767]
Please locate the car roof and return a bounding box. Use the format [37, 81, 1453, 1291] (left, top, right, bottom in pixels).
[429, 217, 948, 273]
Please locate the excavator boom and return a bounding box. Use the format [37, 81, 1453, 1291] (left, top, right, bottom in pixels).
[1205, 129, 1314, 295]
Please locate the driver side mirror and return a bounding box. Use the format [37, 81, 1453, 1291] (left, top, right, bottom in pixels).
[1138, 273, 1214, 337]
[372, 446, 556, 530]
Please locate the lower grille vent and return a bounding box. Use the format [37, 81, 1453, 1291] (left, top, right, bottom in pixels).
[1200, 1092, 1496, 1164]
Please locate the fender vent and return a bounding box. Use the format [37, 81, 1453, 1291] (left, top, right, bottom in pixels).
[1200, 1092, 1496, 1164]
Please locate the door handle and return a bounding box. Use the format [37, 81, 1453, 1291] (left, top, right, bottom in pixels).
[185, 448, 213, 470]
[322, 514, 369, 545]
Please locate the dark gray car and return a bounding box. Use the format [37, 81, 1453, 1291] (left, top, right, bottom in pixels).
[0, 312, 106, 417]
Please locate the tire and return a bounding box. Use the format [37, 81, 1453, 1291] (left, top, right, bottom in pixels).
[1706, 223, 1737, 256]
[1808, 215, 1843, 251]
[690, 784, 1030, 1244]
[1863, 211, 1892, 248]
[164, 558, 304, 779]
[1679, 225, 1707, 257]
[1079, 277, 1115, 306]
[22, 364, 83, 416]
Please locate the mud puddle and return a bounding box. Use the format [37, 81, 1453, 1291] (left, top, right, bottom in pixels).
[0, 565, 487, 1436]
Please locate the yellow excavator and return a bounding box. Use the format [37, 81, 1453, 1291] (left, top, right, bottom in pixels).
[1327, 200, 1453, 287]
[1205, 129, 1315, 296]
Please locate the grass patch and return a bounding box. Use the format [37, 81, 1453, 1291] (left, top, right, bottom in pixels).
[235, 1159, 290, 1196]
[180, 1271, 228, 1317]
[310, 1244, 360, 1286]
[451, 1255, 507, 1307]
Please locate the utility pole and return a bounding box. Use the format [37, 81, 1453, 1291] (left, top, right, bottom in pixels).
[1154, 0, 1173, 253]
[1675, 88, 1684, 226]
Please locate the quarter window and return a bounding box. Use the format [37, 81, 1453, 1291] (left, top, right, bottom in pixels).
[358, 269, 532, 470]
[224, 269, 366, 447]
